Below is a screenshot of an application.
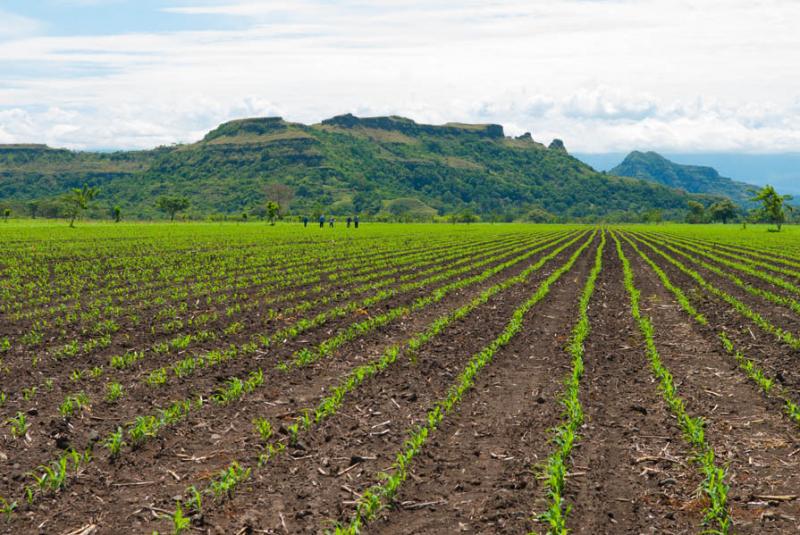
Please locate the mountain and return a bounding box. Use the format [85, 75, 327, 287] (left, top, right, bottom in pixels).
[609, 151, 759, 203]
[0, 115, 712, 222]
[576, 152, 800, 197]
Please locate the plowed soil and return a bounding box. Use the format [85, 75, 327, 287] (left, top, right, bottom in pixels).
[2, 227, 799, 535]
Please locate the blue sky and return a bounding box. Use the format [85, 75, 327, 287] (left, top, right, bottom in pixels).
[1, 1, 241, 35]
[1, 1, 800, 152]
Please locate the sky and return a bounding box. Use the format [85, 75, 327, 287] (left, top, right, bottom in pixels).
[1, 0, 800, 152]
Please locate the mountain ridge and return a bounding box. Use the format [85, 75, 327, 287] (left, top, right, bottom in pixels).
[0, 114, 716, 221]
[609, 150, 759, 203]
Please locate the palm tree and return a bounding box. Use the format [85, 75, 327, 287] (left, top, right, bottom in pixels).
[64, 184, 99, 227]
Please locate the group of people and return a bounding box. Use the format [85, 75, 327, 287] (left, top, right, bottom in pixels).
[302, 215, 360, 228]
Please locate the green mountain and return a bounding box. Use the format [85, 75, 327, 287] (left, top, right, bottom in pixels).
[610, 150, 758, 204]
[0, 115, 712, 221]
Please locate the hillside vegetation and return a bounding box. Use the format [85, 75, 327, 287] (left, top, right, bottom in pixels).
[610, 151, 758, 204]
[0, 115, 713, 221]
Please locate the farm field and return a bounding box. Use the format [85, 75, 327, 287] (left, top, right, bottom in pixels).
[0, 222, 799, 534]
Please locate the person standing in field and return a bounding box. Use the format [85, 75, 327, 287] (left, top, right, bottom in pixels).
[303, 216, 308, 227]
[319, 215, 325, 228]
[346, 216, 352, 228]
[329, 217, 335, 228]
[354, 215, 359, 228]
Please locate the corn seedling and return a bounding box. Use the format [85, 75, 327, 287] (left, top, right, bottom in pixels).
[105, 381, 124, 402]
[8, 412, 29, 438]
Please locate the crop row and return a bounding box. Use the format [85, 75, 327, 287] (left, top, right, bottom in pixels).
[3, 232, 531, 356]
[613, 232, 731, 534]
[628, 233, 800, 350]
[536, 230, 605, 533]
[0, 230, 549, 417]
[619, 232, 800, 427]
[0, 230, 585, 513]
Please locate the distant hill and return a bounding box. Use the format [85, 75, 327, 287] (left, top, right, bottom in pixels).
[609, 151, 759, 203]
[0, 115, 713, 221]
[575, 152, 800, 197]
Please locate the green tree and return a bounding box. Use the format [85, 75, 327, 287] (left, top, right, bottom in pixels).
[265, 183, 294, 216]
[157, 196, 190, 221]
[644, 209, 663, 224]
[112, 205, 122, 223]
[752, 185, 793, 231]
[709, 199, 738, 224]
[266, 201, 280, 225]
[27, 201, 39, 219]
[2, 208, 10, 222]
[526, 207, 554, 223]
[686, 200, 706, 224]
[353, 191, 381, 215]
[64, 184, 99, 227]
[459, 210, 479, 224]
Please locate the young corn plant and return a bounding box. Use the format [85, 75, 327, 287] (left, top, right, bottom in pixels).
[171, 503, 191, 534]
[104, 427, 125, 458]
[252, 417, 273, 443]
[28, 449, 90, 496]
[105, 381, 124, 403]
[8, 412, 29, 438]
[128, 415, 159, 445]
[59, 392, 90, 418]
[183, 485, 203, 515]
[0, 496, 17, 520]
[208, 462, 251, 501]
[146, 367, 168, 387]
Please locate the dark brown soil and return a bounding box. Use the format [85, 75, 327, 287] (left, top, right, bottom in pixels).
[371, 238, 595, 534]
[0, 234, 557, 474]
[626, 232, 800, 406]
[623, 236, 800, 534]
[0, 233, 587, 534]
[4, 228, 800, 535]
[565, 239, 701, 534]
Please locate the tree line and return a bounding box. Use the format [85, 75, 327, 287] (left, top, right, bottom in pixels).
[685, 185, 794, 230]
[1, 182, 795, 230]
[0, 182, 302, 226]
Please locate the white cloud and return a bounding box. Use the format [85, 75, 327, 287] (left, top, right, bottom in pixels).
[561, 88, 658, 121]
[0, 10, 42, 39]
[1, 0, 800, 151]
